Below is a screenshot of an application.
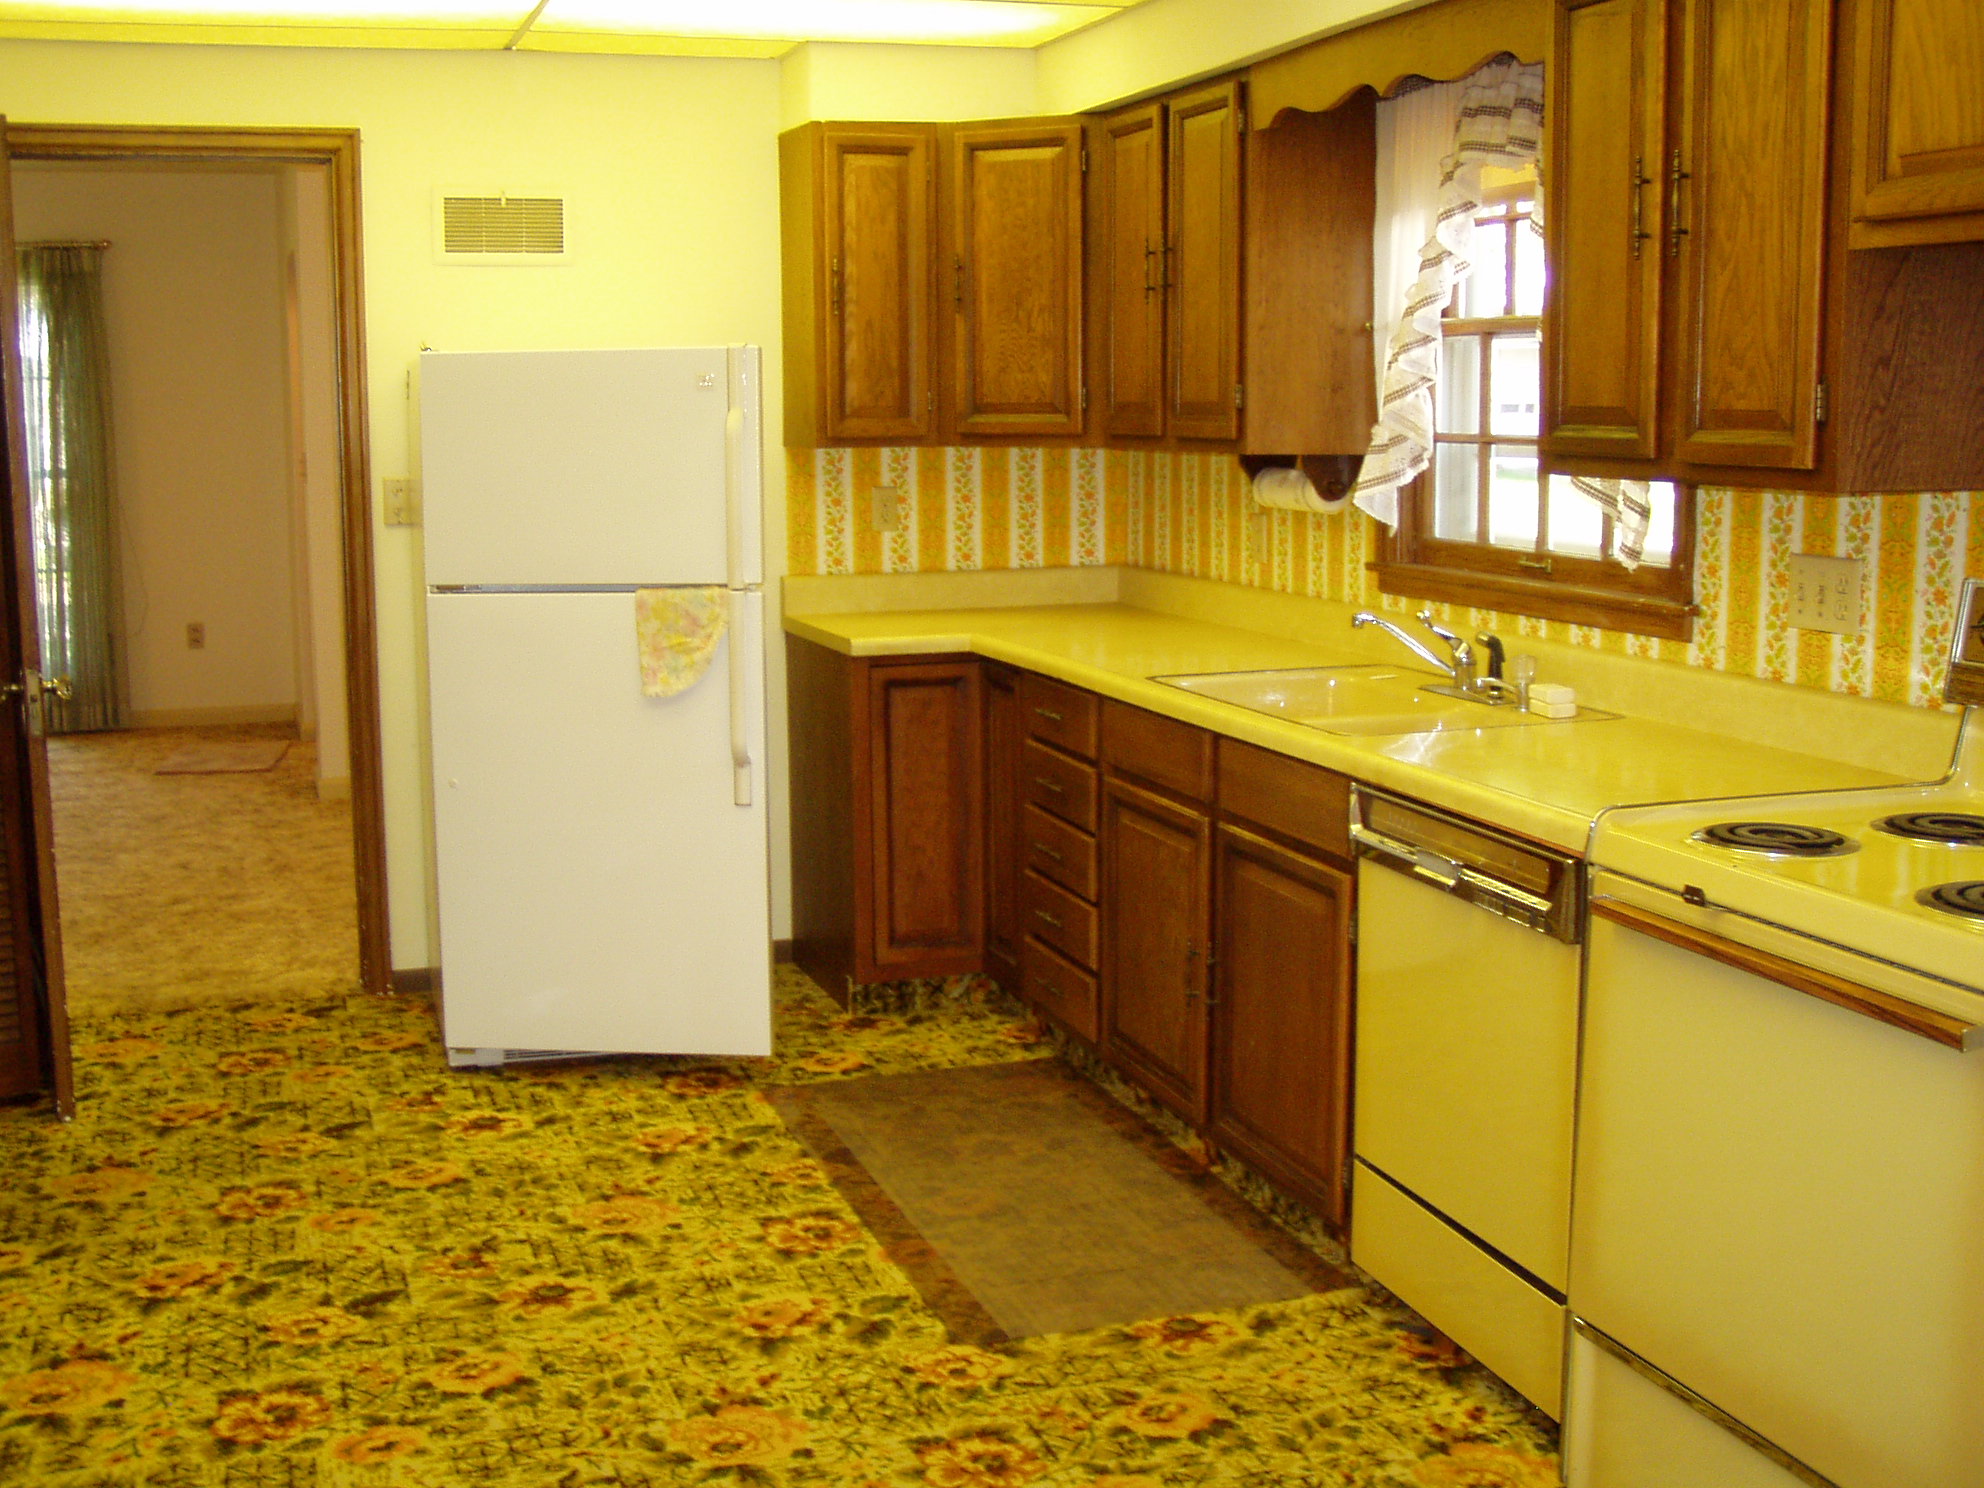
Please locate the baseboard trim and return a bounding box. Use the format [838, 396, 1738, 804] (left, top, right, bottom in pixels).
[389, 967, 438, 996]
[317, 776, 352, 803]
[130, 704, 299, 729]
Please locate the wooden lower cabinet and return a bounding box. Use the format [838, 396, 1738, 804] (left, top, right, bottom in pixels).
[1208, 822, 1355, 1227]
[1100, 774, 1212, 1124]
[787, 637, 984, 994]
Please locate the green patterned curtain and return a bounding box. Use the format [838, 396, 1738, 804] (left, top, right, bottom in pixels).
[17, 245, 124, 733]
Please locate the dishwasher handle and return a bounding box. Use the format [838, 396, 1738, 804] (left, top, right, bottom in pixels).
[1352, 819, 1580, 943]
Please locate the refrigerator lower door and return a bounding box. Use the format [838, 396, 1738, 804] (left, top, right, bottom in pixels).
[427, 589, 771, 1057]
[1563, 1327, 1830, 1488]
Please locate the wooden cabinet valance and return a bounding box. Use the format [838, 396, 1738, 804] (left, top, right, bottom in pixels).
[1248, 0, 1550, 127]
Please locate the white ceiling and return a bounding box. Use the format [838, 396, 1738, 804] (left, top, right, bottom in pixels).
[0, 0, 1156, 53]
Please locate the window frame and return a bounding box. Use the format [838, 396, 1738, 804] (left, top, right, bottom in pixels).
[1370, 186, 1697, 642]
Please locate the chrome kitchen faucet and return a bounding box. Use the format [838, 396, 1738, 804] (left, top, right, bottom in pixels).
[1352, 610, 1525, 707]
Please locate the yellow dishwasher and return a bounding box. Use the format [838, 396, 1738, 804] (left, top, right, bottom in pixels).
[1349, 787, 1582, 1418]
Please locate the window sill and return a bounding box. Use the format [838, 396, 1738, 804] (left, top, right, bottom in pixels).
[1370, 561, 1696, 642]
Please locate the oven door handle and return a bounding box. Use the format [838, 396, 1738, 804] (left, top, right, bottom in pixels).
[1592, 896, 1981, 1052]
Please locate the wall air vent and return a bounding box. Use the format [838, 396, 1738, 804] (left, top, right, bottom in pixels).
[435, 191, 567, 264]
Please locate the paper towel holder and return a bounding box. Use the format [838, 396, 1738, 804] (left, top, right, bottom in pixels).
[1238, 453, 1362, 500]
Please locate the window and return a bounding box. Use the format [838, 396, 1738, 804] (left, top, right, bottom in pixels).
[1374, 173, 1694, 640]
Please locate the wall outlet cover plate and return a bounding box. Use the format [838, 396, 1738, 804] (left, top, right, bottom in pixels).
[1788, 553, 1865, 635]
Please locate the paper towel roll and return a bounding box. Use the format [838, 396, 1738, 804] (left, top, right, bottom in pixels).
[1251, 464, 1351, 515]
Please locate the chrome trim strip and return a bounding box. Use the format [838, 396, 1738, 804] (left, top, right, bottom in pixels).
[1571, 1319, 1842, 1488]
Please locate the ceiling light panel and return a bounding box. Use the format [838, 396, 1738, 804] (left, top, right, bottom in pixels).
[526, 0, 1121, 48]
[0, 0, 516, 17]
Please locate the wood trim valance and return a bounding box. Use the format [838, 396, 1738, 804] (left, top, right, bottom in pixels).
[1248, 0, 1551, 127]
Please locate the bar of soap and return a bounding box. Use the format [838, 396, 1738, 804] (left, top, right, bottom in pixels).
[1528, 682, 1576, 719]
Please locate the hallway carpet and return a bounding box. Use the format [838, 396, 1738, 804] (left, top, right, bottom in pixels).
[47, 726, 359, 1014]
[0, 970, 1559, 1486]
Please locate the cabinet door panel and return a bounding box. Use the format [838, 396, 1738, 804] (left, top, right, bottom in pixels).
[1167, 81, 1244, 442]
[951, 122, 1086, 439]
[1100, 103, 1168, 438]
[823, 128, 937, 441]
[866, 661, 983, 971]
[1543, 0, 1667, 460]
[1210, 826, 1353, 1227]
[1850, 0, 1984, 239]
[1101, 776, 1211, 1122]
[1672, 0, 1830, 469]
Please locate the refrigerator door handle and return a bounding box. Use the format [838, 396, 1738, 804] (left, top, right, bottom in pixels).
[728, 590, 753, 807]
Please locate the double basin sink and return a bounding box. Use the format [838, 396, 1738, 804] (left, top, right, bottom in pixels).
[1153, 663, 1613, 739]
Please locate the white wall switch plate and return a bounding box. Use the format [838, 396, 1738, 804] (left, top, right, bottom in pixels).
[870, 484, 902, 533]
[384, 477, 422, 527]
[1788, 553, 1865, 635]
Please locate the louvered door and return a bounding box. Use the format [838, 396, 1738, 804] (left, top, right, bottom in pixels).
[0, 120, 72, 1109]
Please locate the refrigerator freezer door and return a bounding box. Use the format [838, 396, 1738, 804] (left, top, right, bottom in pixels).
[426, 589, 771, 1056]
[420, 347, 757, 587]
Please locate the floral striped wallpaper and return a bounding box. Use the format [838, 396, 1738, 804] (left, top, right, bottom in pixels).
[787, 447, 1984, 711]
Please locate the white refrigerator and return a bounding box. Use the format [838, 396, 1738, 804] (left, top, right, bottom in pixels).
[419, 346, 772, 1064]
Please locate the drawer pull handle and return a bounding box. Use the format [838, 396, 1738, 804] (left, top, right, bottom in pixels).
[1032, 776, 1066, 794]
[1034, 706, 1065, 722]
[1033, 909, 1064, 929]
[1030, 842, 1065, 862]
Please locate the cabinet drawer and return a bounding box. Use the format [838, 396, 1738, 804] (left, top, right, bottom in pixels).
[1021, 868, 1098, 968]
[1217, 739, 1352, 859]
[1022, 804, 1097, 901]
[1103, 700, 1213, 802]
[1023, 740, 1098, 831]
[1018, 672, 1098, 759]
[1022, 935, 1098, 1042]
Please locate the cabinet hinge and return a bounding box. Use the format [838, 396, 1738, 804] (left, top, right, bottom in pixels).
[1081, 146, 1089, 174]
[1080, 386, 1089, 412]
[1234, 383, 1244, 410]
[1814, 379, 1828, 426]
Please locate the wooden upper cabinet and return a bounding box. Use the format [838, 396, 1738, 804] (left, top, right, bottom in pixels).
[1241, 94, 1377, 458]
[1099, 103, 1168, 439]
[1167, 79, 1245, 442]
[1542, 0, 1667, 461]
[949, 121, 1087, 440]
[1849, 0, 1984, 247]
[780, 124, 938, 445]
[1670, 0, 1831, 470]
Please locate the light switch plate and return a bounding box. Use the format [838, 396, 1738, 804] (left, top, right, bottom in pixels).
[870, 484, 901, 533]
[384, 477, 421, 527]
[1788, 553, 1864, 635]
[1946, 578, 1984, 706]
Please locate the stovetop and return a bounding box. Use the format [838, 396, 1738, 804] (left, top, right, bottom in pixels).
[1591, 714, 1984, 991]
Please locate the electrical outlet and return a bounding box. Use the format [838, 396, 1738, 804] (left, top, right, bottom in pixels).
[186, 622, 205, 650]
[1788, 553, 1865, 635]
[870, 484, 902, 533]
[384, 477, 422, 527]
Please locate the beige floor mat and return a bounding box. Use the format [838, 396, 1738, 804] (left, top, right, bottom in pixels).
[152, 738, 290, 774]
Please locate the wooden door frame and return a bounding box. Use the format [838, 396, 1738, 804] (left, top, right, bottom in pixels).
[7, 122, 391, 997]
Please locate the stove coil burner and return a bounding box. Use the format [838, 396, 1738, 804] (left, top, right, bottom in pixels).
[1917, 881, 1984, 919]
[1690, 822, 1861, 858]
[1874, 812, 1984, 847]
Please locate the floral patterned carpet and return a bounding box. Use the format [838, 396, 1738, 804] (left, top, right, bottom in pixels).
[0, 969, 1560, 1487]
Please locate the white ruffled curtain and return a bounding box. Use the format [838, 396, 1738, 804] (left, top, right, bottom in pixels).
[1353, 56, 1652, 567]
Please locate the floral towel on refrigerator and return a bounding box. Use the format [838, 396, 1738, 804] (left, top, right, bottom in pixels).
[634, 587, 728, 697]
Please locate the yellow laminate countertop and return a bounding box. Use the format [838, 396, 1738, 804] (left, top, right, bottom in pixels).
[783, 602, 1914, 853]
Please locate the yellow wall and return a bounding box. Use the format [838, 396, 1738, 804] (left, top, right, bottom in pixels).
[1036, 0, 1436, 112]
[779, 40, 1037, 127]
[793, 446, 1984, 713]
[0, 37, 790, 969]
